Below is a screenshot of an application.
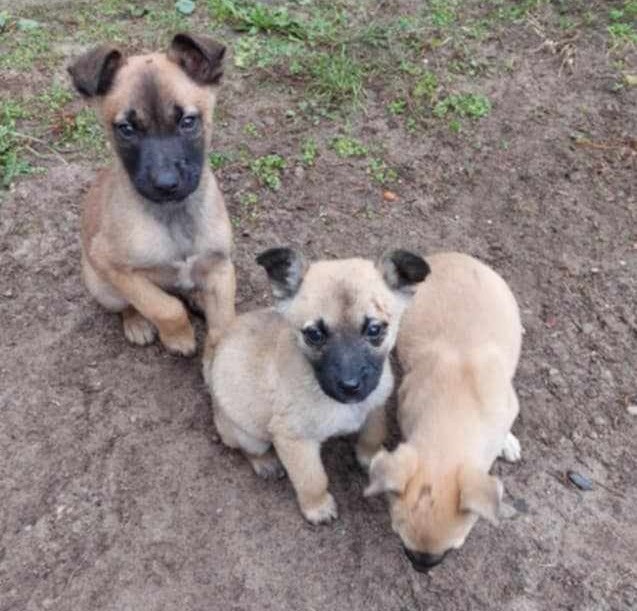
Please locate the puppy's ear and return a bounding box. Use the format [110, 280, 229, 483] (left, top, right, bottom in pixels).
[68, 46, 123, 97]
[256, 247, 306, 304]
[458, 466, 503, 525]
[168, 33, 225, 85]
[364, 444, 419, 497]
[379, 250, 430, 295]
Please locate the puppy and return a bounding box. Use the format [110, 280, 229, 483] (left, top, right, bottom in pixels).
[365, 252, 522, 571]
[204, 248, 429, 524]
[68, 34, 235, 356]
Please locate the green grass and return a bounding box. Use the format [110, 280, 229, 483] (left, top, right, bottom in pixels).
[367, 158, 397, 185]
[433, 93, 491, 119]
[306, 49, 365, 108]
[57, 108, 105, 152]
[300, 138, 318, 166]
[209, 151, 233, 170]
[250, 154, 286, 190]
[0, 22, 54, 70]
[0, 100, 32, 188]
[608, 3, 637, 49]
[209, 0, 306, 38]
[330, 136, 367, 158]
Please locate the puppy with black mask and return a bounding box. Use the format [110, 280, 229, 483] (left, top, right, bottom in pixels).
[68, 34, 235, 356]
[204, 248, 429, 524]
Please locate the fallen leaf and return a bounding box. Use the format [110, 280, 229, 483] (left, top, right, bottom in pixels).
[175, 0, 195, 15]
[17, 18, 40, 31]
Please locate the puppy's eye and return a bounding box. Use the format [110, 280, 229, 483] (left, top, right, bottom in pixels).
[363, 319, 387, 343]
[179, 115, 199, 131]
[303, 325, 326, 347]
[116, 122, 135, 138]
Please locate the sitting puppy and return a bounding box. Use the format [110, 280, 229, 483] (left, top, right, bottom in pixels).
[365, 252, 522, 571]
[68, 33, 235, 356]
[204, 248, 429, 524]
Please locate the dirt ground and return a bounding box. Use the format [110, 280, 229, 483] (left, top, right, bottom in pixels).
[1, 1, 636, 610]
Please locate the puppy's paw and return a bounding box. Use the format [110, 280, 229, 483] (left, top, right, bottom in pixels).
[122, 310, 156, 346]
[249, 453, 286, 480]
[160, 323, 196, 357]
[301, 493, 338, 525]
[501, 432, 522, 463]
[355, 445, 377, 471]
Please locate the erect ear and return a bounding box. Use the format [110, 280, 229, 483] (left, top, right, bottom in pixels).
[68, 45, 123, 97]
[256, 247, 306, 304]
[167, 33, 226, 85]
[364, 444, 419, 497]
[458, 466, 503, 525]
[379, 250, 430, 295]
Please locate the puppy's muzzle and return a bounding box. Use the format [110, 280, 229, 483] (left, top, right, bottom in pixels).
[403, 546, 449, 573]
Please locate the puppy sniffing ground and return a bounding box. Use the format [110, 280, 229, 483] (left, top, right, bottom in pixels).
[204, 248, 429, 524]
[365, 252, 522, 572]
[68, 34, 235, 357]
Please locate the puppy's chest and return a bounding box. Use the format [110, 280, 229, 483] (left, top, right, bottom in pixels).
[128, 210, 211, 290]
[312, 402, 373, 440]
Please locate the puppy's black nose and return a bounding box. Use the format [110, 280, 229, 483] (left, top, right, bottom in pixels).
[337, 377, 361, 396]
[403, 546, 448, 573]
[152, 169, 179, 194]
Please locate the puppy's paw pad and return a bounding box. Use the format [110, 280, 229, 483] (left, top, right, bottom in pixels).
[302, 494, 338, 525]
[250, 455, 286, 480]
[501, 433, 522, 462]
[123, 313, 156, 346]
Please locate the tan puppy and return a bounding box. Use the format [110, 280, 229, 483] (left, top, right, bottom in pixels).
[204, 248, 429, 524]
[68, 34, 235, 356]
[365, 252, 522, 571]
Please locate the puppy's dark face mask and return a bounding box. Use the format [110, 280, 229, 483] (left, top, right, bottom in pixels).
[112, 76, 205, 204]
[300, 318, 387, 404]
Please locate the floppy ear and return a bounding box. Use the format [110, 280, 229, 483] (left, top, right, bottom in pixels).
[364, 444, 419, 497]
[68, 45, 123, 97]
[458, 467, 503, 525]
[256, 247, 306, 304]
[167, 33, 225, 85]
[379, 250, 430, 295]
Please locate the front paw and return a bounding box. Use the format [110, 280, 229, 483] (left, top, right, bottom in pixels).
[122, 310, 156, 346]
[500, 432, 522, 463]
[355, 444, 378, 471]
[301, 493, 338, 525]
[160, 322, 196, 356]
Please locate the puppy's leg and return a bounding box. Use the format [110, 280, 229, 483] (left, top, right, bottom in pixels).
[273, 436, 337, 524]
[200, 256, 236, 363]
[245, 449, 286, 480]
[213, 409, 282, 478]
[500, 388, 521, 462]
[500, 432, 522, 462]
[355, 406, 386, 470]
[101, 267, 195, 356]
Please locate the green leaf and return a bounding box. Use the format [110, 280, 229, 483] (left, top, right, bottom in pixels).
[175, 0, 195, 16]
[0, 12, 9, 30]
[17, 18, 41, 31]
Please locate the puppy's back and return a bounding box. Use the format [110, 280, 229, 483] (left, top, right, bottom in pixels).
[398, 252, 521, 378]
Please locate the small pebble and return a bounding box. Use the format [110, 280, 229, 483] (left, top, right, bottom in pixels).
[593, 415, 607, 427]
[591, 267, 600, 274]
[3, 289, 13, 298]
[627, 405, 637, 416]
[582, 323, 594, 335]
[567, 470, 593, 491]
[382, 190, 398, 202]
